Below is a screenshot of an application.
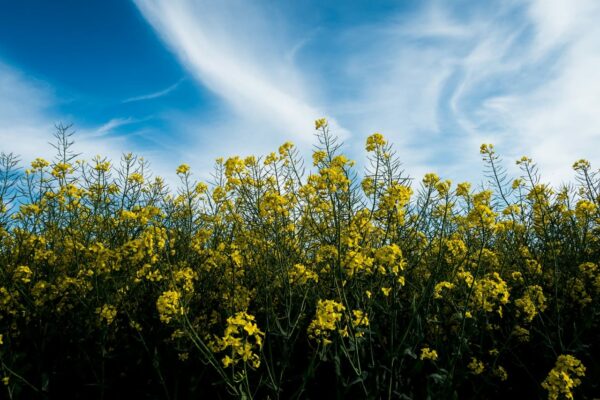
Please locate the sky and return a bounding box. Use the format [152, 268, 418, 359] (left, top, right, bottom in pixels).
[1, 0, 599, 187]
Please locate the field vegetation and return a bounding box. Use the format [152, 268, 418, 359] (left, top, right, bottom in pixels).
[0, 121, 598, 399]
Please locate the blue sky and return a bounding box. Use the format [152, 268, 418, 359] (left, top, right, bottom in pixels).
[1, 0, 599, 185]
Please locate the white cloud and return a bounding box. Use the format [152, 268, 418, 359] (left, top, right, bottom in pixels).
[89, 117, 137, 137]
[122, 78, 184, 103]
[0, 62, 56, 160]
[6, 0, 595, 189]
[133, 0, 348, 151]
[0, 61, 182, 186]
[470, 0, 600, 183]
[335, 0, 600, 185]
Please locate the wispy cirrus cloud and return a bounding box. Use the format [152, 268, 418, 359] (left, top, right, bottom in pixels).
[324, 0, 600, 183]
[0, 60, 183, 185]
[132, 0, 348, 153]
[131, 0, 600, 185]
[122, 78, 184, 103]
[5, 0, 593, 186]
[89, 117, 138, 136]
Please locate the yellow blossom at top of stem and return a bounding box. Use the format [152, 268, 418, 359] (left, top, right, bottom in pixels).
[365, 133, 387, 152]
[516, 156, 532, 165]
[127, 172, 144, 184]
[512, 178, 524, 189]
[315, 117, 327, 130]
[351, 309, 369, 338]
[30, 157, 50, 170]
[480, 143, 495, 155]
[572, 159, 591, 171]
[176, 164, 190, 175]
[456, 182, 471, 197]
[94, 160, 111, 172]
[278, 141, 294, 157]
[422, 173, 440, 187]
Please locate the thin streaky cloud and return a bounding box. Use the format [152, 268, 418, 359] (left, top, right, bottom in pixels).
[3, 1, 598, 188]
[91, 117, 137, 136]
[0, 60, 182, 186]
[122, 78, 185, 103]
[132, 0, 349, 145]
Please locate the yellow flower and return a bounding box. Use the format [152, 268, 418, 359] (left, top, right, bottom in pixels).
[542, 355, 586, 400]
[422, 173, 440, 187]
[572, 159, 590, 171]
[176, 164, 190, 175]
[468, 357, 485, 375]
[217, 312, 264, 369]
[512, 325, 530, 342]
[15, 265, 33, 284]
[278, 142, 294, 157]
[30, 157, 50, 170]
[480, 143, 494, 155]
[434, 281, 454, 299]
[381, 287, 391, 297]
[420, 347, 438, 361]
[127, 172, 144, 184]
[512, 178, 523, 189]
[456, 182, 471, 197]
[156, 290, 184, 324]
[493, 366, 508, 381]
[365, 133, 387, 152]
[349, 310, 369, 338]
[97, 304, 117, 326]
[515, 285, 546, 322]
[315, 118, 327, 130]
[222, 355, 234, 368]
[289, 264, 319, 285]
[308, 299, 345, 345]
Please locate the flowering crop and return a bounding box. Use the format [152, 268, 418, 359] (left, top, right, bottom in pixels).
[0, 122, 598, 398]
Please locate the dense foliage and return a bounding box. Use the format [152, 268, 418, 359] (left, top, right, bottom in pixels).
[0, 122, 599, 399]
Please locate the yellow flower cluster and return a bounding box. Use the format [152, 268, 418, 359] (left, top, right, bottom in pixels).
[0, 122, 598, 398]
[288, 264, 319, 285]
[350, 309, 370, 338]
[541, 355, 586, 400]
[216, 312, 264, 369]
[468, 357, 485, 375]
[469, 272, 510, 317]
[14, 266, 32, 284]
[514, 285, 547, 322]
[365, 133, 387, 152]
[97, 304, 117, 326]
[156, 290, 184, 324]
[176, 164, 190, 175]
[420, 347, 438, 361]
[434, 281, 454, 299]
[307, 299, 346, 346]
